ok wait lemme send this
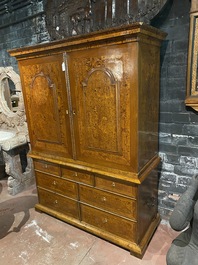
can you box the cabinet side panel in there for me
[138,43,160,170]
[137,167,159,244]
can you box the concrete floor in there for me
[0,177,178,265]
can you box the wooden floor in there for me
[0,177,178,265]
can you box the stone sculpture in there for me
[0,67,34,195]
[166,174,198,265]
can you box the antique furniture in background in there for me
[45,0,170,39]
[185,0,198,111]
[0,67,34,195]
[9,23,166,258]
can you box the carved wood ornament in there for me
[45,0,170,40]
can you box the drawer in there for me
[79,185,136,220]
[62,167,94,186]
[81,204,136,242]
[34,160,60,176]
[36,171,78,199]
[38,188,79,219]
[95,176,137,198]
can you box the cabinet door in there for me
[67,44,138,171]
[19,54,72,159]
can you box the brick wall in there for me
[0,0,197,221]
[153,0,198,220]
[0,1,49,72]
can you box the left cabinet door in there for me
[19,54,73,159]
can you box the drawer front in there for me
[62,167,94,186]
[81,204,136,242]
[80,185,136,220]
[95,176,137,198]
[36,171,78,199]
[34,160,60,176]
[38,188,79,219]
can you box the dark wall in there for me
[0,1,49,72]
[0,0,196,221]
[155,0,198,220]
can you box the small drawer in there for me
[34,160,60,176]
[81,204,136,242]
[62,167,94,186]
[79,185,136,220]
[38,188,79,219]
[77,172,94,186]
[95,176,137,198]
[36,171,78,199]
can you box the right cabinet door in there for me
[67,43,138,171]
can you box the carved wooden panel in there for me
[45,0,170,40]
[19,54,72,158]
[82,68,120,153]
[67,44,135,171]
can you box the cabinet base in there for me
[35,203,160,258]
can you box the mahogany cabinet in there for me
[9,23,166,258]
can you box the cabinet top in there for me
[9,22,167,59]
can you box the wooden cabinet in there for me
[9,23,166,258]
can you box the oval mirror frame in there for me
[0,67,24,118]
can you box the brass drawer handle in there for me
[54,200,58,204]
[112,182,116,187]
[101,196,107,202]
[102,218,108,224]
[53,181,57,185]
[45,164,48,169]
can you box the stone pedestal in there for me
[0,67,35,195]
[2,143,34,195]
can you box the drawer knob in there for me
[112,182,116,187]
[101,196,107,202]
[54,200,58,204]
[45,164,48,169]
[102,218,108,224]
[53,181,56,185]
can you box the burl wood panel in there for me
[36,171,78,199]
[79,185,137,220]
[81,204,136,242]
[18,54,73,159]
[67,43,137,172]
[38,188,79,219]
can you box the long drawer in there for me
[79,185,137,220]
[38,188,79,219]
[36,171,78,199]
[81,204,136,242]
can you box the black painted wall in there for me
[0,1,49,72]
[0,0,197,221]
[155,0,198,220]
